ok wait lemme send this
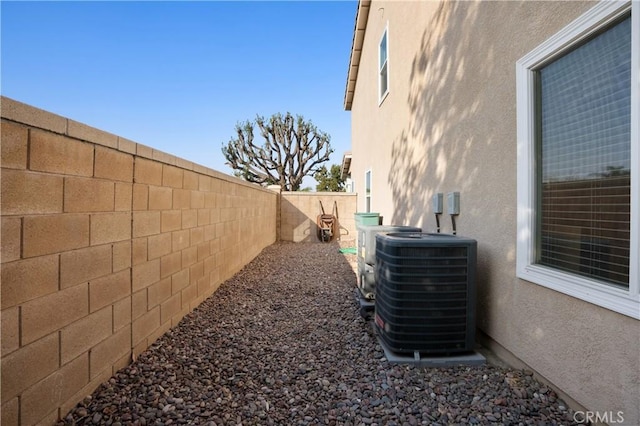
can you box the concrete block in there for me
[20,353,89,426]
[113,240,132,272]
[148,185,172,210]
[89,325,130,380]
[160,251,181,278]
[160,293,180,325]
[1,307,20,355]
[181,246,197,268]
[90,212,131,245]
[215,222,225,239]
[197,209,210,226]
[1,119,28,169]
[209,206,220,225]
[181,209,197,228]
[64,177,115,213]
[197,242,210,262]
[181,283,197,309]
[183,171,199,190]
[173,188,190,210]
[132,306,160,346]
[113,296,131,332]
[136,143,153,159]
[94,146,133,182]
[172,229,190,252]
[22,283,88,345]
[1,217,21,263]
[132,237,148,266]
[204,224,216,241]
[1,254,59,309]
[67,119,118,148]
[132,210,160,238]
[132,288,147,320]
[175,157,193,171]
[89,269,130,313]
[115,182,133,211]
[190,227,204,246]
[204,193,216,209]
[161,210,182,232]
[1,96,66,134]
[132,258,160,291]
[209,237,221,255]
[1,397,19,426]
[1,169,63,215]
[220,208,236,223]
[134,157,162,186]
[197,276,211,297]
[190,191,205,209]
[148,277,172,309]
[1,332,59,402]
[132,183,149,211]
[189,261,204,284]
[147,232,172,260]
[151,148,176,165]
[60,244,112,289]
[198,175,212,192]
[30,129,93,177]
[118,136,137,154]
[61,306,112,364]
[203,255,216,275]
[171,269,189,294]
[162,165,183,189]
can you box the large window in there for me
[379,27,389,103]
[516,1,639,318]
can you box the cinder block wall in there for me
[280,192,357,242]
[0,97,277,425]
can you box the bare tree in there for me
[222,113,333,191]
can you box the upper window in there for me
[516,1,639,319]
[379,27,389,103]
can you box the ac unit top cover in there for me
[376,232,477,246]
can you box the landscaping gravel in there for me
[60,241,578,426]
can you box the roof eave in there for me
[340,151,353,179]
[344,0,371,111]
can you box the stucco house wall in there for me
[346,1,639,423]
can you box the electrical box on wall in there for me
[447,192,460,215]
[432,193,443,214]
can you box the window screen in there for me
[365,170,371,213]
[537,15,631,288]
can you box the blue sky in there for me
[1,1,356,187]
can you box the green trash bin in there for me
[354,212,380,229]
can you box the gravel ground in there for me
[60,242,578,426]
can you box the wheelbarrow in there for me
[316,200,339,243]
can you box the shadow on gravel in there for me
[59,242,579,426]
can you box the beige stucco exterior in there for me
[346,1,639,423]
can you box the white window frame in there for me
[516,0,639,319]
[365,169,372,212]
[378,25,389,105]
